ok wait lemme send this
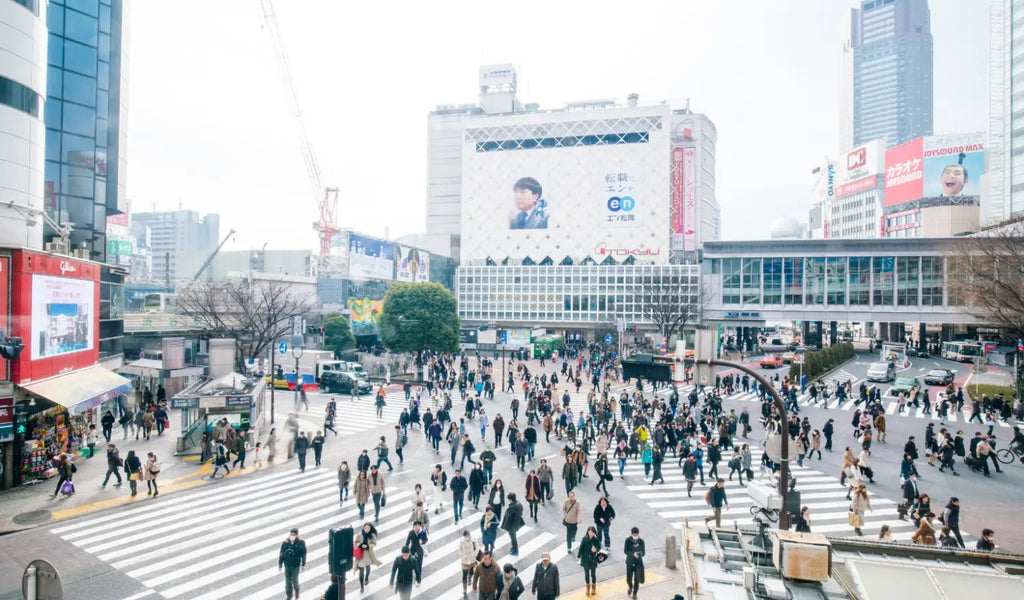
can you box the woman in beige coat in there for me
[849,484,871,536]
[354,471,371,520]
[459,530,480,595]
[562,490,583,552]
[352,522,381,593]
[368,466,386,523]
[144,452,161,497]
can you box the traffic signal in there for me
[328,527,353,575]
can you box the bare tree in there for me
[178,278,316,370]
[948,219,1024,343]
[636,273,707,344]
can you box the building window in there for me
[0,76,42,117]
[872,257,894,306]
[827,257,846,305]
[897,256,919,306]
[784,258,803,305]
[763,258,782,305]
[921,257,943,306]
[722,258,741,304]
[742,258,761,304]
[804,258,825,305]
[848,257,870,305]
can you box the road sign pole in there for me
[269,349,275,425]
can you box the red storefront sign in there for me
[9,250,101,385]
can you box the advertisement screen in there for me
[30,274,95,360]
[921,134,985,199]
[502,329,531,347]
[682,147,697,251]
[884,138,924,206]
[460,108,671,264]
[884,134,986,208]
[348,298,384,336]
[348,234,394,281]
[395,245,430,282]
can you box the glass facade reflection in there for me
[44,0,126,261]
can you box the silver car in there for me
[866,362,895,383]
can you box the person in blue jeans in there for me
[375,437,394,471]
[450,468,468,523]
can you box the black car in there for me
[923,369,955,386]
[320,371,372,395]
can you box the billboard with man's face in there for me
[460,106,671,264]
[884,134,985,208]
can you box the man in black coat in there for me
[278,528,307,600]
[501,493,525,555]
[390,547,419,598]
[531,552,560,600]
[623,527,646,599]
[900,473,920,520]
[450,469,469,523]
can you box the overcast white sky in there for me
[126,0,988,252]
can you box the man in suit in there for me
[509,177,549,229]
[900,473,919,520]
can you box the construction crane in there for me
[259,0,339,265]
[193,229,237,282]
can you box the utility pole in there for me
[694,328,793,530]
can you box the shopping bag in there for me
[353,547,364,560]
[848,512,861,527]
[129,473,140,481]
[60,480,75,495]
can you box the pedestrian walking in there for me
[338,461,351,504]
[848,484,871,536]
[278,528,306,600]
[369,466,387,522]
[52,453,75,498]
[354,522,381,594]
[395,426,407,465]
[295,432,310,472]
[578,526,603,596]
[232,434,248,469]
[451,468,469,523]
[501,493,525,556]
[403,521,428,584]
[525,469,542,521]
[124,450,142,497]
[497,563,525,600]
[593,496,615,550]
[376,436,394,471]
[562,490,582,552]
[101,443,123,487]
[703,479,729,528]
[85,425,99,458]
[531,552,560,600]
[459,531,480,596]
[144,452,161,497]
[911,512,937,546]
[473,551,501,600]
[488,479,506,520]
[480,506,499,553]
[390,547,419,599]
[942,497,965,548]
[623,527,646,599]
[100,410,115,443]
[794,506,811,532]
[211,441,230,479]
[311,431,325,467]
[266,428,277,462]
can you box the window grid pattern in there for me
[457,264,700,324]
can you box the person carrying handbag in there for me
[144,452,161,497]
[459,531,479,596]
[124,450,142,497]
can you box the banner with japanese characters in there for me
[884,134,985,208]
[601,170,641,228]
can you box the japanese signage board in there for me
[347,234,395,281]
[0,256,8,382]
[671,148,685,234]
[479,64,516,88]
[682,147,697,251]
[884,134,986,208]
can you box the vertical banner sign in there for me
[0,256,8,381]
[884,138,924,207]
[682,147,697,251]
[671,148,685,234]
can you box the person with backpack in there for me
[376,437,394,471]
[394,426,407,466]
[278,527,307,600]
[704,479,728,528]
[501,493,525,556]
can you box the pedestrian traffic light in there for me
[328,527,354,575]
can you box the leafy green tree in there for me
[322,312,355,357]
[379,282,460,354]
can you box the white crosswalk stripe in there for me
[615,453,953,542]
[51,463,571,600]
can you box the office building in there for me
[841,0,933,149]
[132,210,220,284]
[985,0,1024,224]
[0,0,46,249]
[428,65,720,266]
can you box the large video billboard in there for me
[884,134,985,207]
[9,251,101,385]
[460,106,671,264]
[395,245,430,282]
[348,234,394,281]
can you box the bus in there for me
[143,292,178,313]
[941,341,984,362]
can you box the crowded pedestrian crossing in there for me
[617,450,948,542]
[49,463,571,600]
[290,388,470,438]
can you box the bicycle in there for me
[995,443,1024,465]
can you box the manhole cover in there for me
[13,510,52,525]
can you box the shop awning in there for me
[119,359,205,379]
[22,365,132,415]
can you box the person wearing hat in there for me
[531,552,560,600]
[390,546,419,599]
[278,528,306,600]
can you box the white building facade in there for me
[986,0,1024,224]
[0,0,46,249]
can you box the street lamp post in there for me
[292,344,304,409]
[696,357,793,530]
